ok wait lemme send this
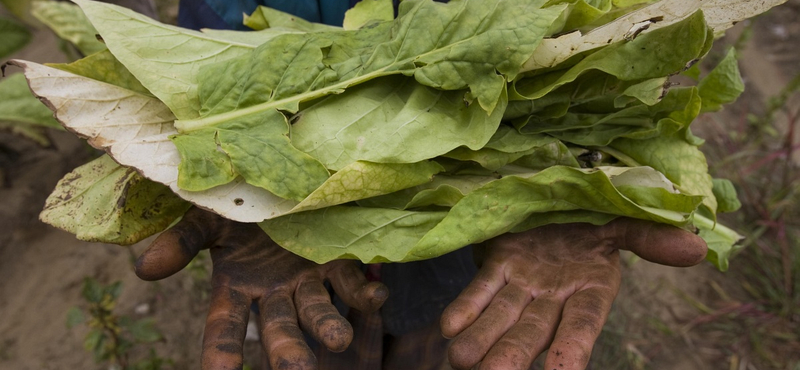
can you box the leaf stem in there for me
[173,70,387,133]
[693,214,743,243]
[593,146,642,167]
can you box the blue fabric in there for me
[178,0,358,29]
[178,0,447,30]
[380,246,476,336]
[177,0,231,30]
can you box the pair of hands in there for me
[136,208,706,370]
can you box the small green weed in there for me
[66,277,174,370]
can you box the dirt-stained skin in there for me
[135,209,705,370]
[441,218,707,370]
[135,208,389,370]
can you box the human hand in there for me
[441,218,707,370]
[135,208,389,370]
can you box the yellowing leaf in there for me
[289,161,443,213]
[343,0,393,30]
[41,155,190,245]
[31,0,106,55]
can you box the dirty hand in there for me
[441,218,707,370]
[135,207,388,370]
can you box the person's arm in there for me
[135,207,388,369]
[441,218,707,370]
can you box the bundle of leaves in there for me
[7,0,785,270]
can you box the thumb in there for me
[134,207,223,281]
[608,218,708,267]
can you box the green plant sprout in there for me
[66,277,174,370]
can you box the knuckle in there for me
[565,315,602,336]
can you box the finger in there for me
[441,261,506,339]
[544,286,617,370]
[327,262,388,313]
[479,295,563,370]
[448,284,531,370]
[609,218,707,267]
[295,280,353,353]
[135,207,222,281]
[258,291,317,370]
[201,285,250,370]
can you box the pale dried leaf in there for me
[13,60,297,222]
[522,0,787,71]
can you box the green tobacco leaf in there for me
[445,139,578,171]
[615,77,668,107]
[518,87,701,146]
[177,0,565,129]
[0,16,31,59]
[174,0,565,197]
[244,6,340,32]
[73,0,288,119]
[483,125,558,152]
[513,11,710,101]
[342,0,393,30]
[408,166,698,260]
[610,133,716,214]
[512,141,579,169]
[504,73,662,121]
[599,165,676,190]
[357,174,496,209]
[510,210,618,232]
[261,206,448,264]
[695,214,742,271]
[290,160,444,213]
[80,0,564,197]
[712,178,741,213]
[292,76,506,171]
[171,131,237,192]
[682,63,701,81]
[546,0,612,32]
[264,166,700,263]
[444,147,535,170]
[175,110,330,200]
[0,73,60,129]
[40,155,191,245]
[31,0,106,55]
[47,49,150,95]
[698,48,744,112]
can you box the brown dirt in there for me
[0,19,208,370]
[1,1,799,370]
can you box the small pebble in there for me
[134,303,150,315]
